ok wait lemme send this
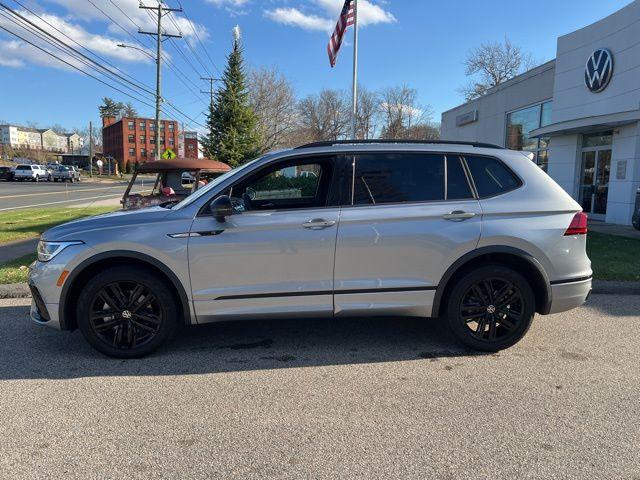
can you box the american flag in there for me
[327,0,355,68]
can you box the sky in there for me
[0,0,634,133]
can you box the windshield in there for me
[172,155,267,210]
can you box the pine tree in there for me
[202,27,259,167]
[98,97,120,118]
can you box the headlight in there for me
[37,241,84,262]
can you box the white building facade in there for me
[442,1,640,225]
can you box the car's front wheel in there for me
[76,266,178,358]
[445,265,535,352]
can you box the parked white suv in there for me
[29,140,592,358]
[13,164,48,182]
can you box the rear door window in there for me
[351,153,445,205]
[464,155,521,197]
[446,155,474,200]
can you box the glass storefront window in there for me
[506,105,540,151]
[541,101,553,127]
[506,100,553,171]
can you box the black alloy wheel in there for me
[459,278,523,342]
[89,281,162,350]
[446,266,535,351]
[77,266,177,358]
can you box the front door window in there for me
[580,148,611,218]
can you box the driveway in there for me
[0,294,638,479]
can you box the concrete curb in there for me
[1,280,639,300]
[0,283,31,299]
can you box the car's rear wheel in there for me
[76,266,178,358]
[445,265,535,352]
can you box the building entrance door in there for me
[580,148,611,220]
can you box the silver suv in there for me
[29,141,592,358]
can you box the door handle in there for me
[302,218,336,230]
[443,210,476,221]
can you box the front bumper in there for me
[28,244,90,330]
[548,277,592,314]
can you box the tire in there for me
[76,266,178,358]
[34,176,39,182]
[445,265,535,352]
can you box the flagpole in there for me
[350,0,359,140]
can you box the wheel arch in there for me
[59,251,192,331]
[432,246,551,318]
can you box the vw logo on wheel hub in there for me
[122,310,132,319]
[585,48,614,93]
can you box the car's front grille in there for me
[29,285,51,322]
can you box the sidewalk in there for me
[588,221,640,240]
[0,237,38,264]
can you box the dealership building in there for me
[441,1,640,225]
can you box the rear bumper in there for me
[547,277,592,314]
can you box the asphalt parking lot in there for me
[0,294,638,479]
[0,177,150,211]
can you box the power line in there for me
[165,10,212,77]
[10,0,156,92]
[173,0,220,75]
[0,3,157,100]
[0,23,158,110]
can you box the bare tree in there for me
[355,86,379,140]
[249,67,297,152]
[379,85,433,139]
[404,123,440,140]
[296,89,350,142]
[460,37,534,101]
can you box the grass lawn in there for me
[0,207,117,244]
[0,253,36,284]
[587,231,640,281]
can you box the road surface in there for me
[0,178,152,211]
[0,294,638,479]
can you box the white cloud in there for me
[264,0,396,31]
[0,9,151,71]
[44,0,208,43]
[315,0,396,26]
[264,8,332,31]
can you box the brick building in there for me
[184,131,199,159]
[102,116,179,169]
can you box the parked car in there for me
[29,140,592,358]
[51,165,80,182]
[13,164,47,181]
[0,166,15,181]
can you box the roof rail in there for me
[294,139,505,150]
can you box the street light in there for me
[117,43,155,61]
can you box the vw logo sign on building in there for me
[585,48,614,93]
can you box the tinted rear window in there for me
[16,165,31,171]
[464,155,521,197]
[446,155,474,200]
[352,153,445,205]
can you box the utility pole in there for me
[200,76,221,106]
[88,120,93,178]
[139,2,182,161]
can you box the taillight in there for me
[565,212,588,236]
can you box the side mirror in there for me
[209,195,233,222]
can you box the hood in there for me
[42,207,173,241]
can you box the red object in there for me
[136,158,230,173]
[102,116,179,171]
[161,186,175,196]
[327,0,355,67]
[565,212,588,235]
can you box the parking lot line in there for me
[0,185,125,200]
[0,193,124,211]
